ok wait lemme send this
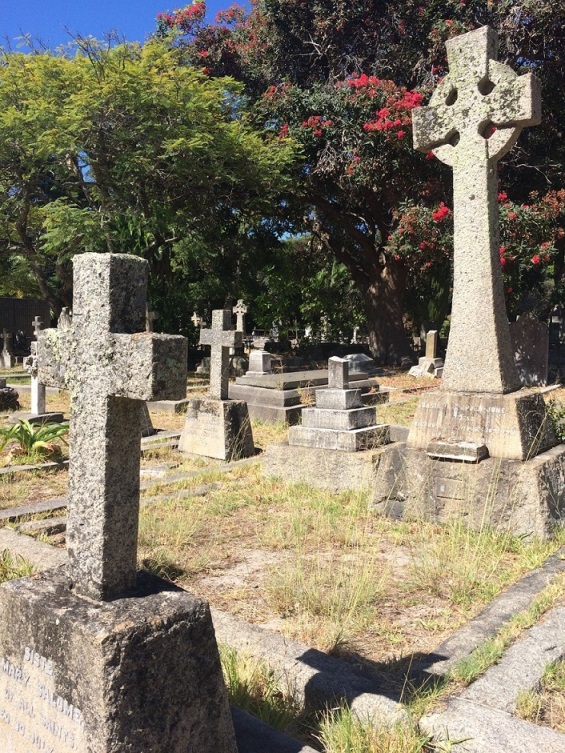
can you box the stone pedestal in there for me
[179,397,255,460]
[372,443,565,538]
[407,390,556,461]
[0,568,237,753]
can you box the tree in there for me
[160,0,565,362]
[0,36,296,326]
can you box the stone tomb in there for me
[179,309,255,461]
[0,253,237,753]
[408,330,444,379]
[372,27,565,537]
[263,358,389,491]
[230,367,386,425]
[509,313,549,387]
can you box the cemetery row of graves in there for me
[0,22,564,753]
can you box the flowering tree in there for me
[157,0,565,361]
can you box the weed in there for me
[0,549,34,583]
[0,419,68,460]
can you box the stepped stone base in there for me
[408,389,556,460]
[0,568,237,753]
[372,442,565,538]
[263,443,383,491]
[179,397,255,461]
[289,424,389,452]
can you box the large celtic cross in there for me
[412,26,541,393]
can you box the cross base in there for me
[179,397,255,461]
[407,390,556,461]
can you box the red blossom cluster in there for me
[362,89,423,142]
[157,2,206,30]
[214,4,246,26]
[301,115,334,137]
[432,202,450,222]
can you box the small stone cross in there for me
[1,329,12,354]
[200,309,242,400]
[33,316,42,340]
[146,307,159,333]
[412,26,541,394]
[191,311,203,329]
[233,299,248,333]
[328,356,349,390]
[38,253,187,601]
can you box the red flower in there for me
[531,254,541,265]
[498,192,508,202]
[397,130,405,140]
[432,203,450,222]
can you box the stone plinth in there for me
[372,443,565,538]
[179,397,255,461]
[0,568,237,753]
[263,444,382,492]
[290,424,389,452]
[408,390,556,461]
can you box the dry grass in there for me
[516,656,565,733]
[0,468,68,510]
[379,398,419,426]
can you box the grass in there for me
[0,549,34,583]
[516,659,565,732]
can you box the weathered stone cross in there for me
[191,311,203,328]
[233,299,248,332]
[1,329,12,354]
[200,309,242,400]
[32,315,42,340]
[412,26,541,394]
[38,253,187,601]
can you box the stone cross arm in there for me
[38,330,188,402]
[200,327,242,350]
[412,26,541,167]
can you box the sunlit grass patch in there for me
[0,549,34,583]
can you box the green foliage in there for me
[546,400,565,444]
[0,550,34,584]
[0,37,297,322]
[0,419,69,458]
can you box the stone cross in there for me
[191,311,203,328]
[23,340,46,415]
[412,26,541,394]
[328,356,349,390]
[425,330,438,360]
[146,306,159,332]
[33,315,42,340]
[2,329,12,354]
[199,309,242,400]
[38,253,187,601]
[233,299,248,332]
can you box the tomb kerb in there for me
[407,26,554,462]
[38,253,188,601]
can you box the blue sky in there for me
[1,1,240,50]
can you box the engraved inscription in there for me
[0,648,86,752]
[435,477,465,500]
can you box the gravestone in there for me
[408,329,444,378]
[57,307,72,330]
[289,357,389,451]
[509,313,549,386]
[233,299,248,333]
[373,27,565,537]
[1,329,14,369]
[0,253,237,752]
[344,352,380,377]
[179,309,254,460]
[246,349,272,376]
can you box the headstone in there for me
[408,329,444,378]
[246,350,272,376]
[57,307,72,330]
[191,311,203,329]
[0,329,14,369]
[289,357,389,451]
[344,352,379,377]
[509,313,549,386]
[179,309,254,460]
[0,253,237,753]
[351,326,360,344]
[233,299,248,333]
[373,27,565,536]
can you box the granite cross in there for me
[412,26,541,394]
[233,299,248,332]
[199,309,242,400]
[191,311,203,328]
[328,356,349,390]
[23,340,46,415]
[38,253,187,601]
[33,316,42,340]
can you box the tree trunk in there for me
[360,263,415,365]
